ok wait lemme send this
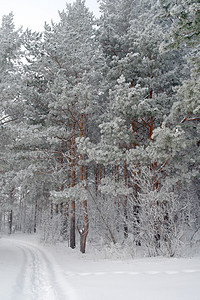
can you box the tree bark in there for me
[9,210,13,234]
[123,161,128,238]
[34,199,38,233]
[70,123,76,249]
[70,199,76,248]
[79,114,89,253]
[9,188,14,234]
[79,199,89,253]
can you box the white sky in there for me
[0,0,100,31]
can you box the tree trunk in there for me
[123,161,128,238]
[70,123,76,249]
[114,165,120,233]
[9,188,14,234]
[70,200,76,248]
[79,199,89,253]
[34,199,38,233]
[94,164,98,196]
[9,210,13,234]
[70,156,76,249]
[79,114,89,253]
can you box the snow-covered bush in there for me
[129,168,192,257]
[39,210,64,244]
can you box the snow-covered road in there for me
[0,234,200,300]
[0,237,77,300]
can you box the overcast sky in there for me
[0,0,100,31]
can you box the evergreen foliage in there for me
[0,0,199,256]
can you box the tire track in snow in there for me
[13,246,29,297]
[64,269,200,278]
[10,239,79,300]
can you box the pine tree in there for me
[81,0,188,244]
[0,13,24,233]
[158,0,200,233]
[20,0,105,252]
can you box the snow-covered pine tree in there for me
[20,0,105,252]
[157,0,200,235]
[80,0,188,247]
[0,13,25,234]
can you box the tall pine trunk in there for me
[79,114,89,253]
[9,188,14,234]
[9,210,13,234]
[70,123,76,249]
[34,199,38,233]
[123,161,128,238]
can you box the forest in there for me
[0,0,199,257]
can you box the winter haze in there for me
[0,0,100,30]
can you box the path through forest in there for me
[0,234,200,300]
[0,237,78,300]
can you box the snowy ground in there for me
[0,234,200,300]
